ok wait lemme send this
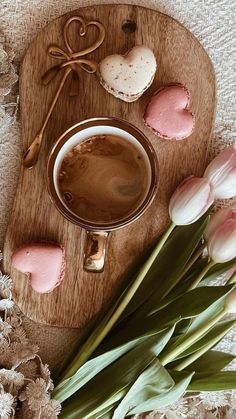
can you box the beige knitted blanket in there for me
[0,0,235,417]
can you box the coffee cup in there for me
[47,117,158,272]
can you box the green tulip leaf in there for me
[60,328,175,418]
[202,257,236,285]
[98,285,234,354]
[54,334,156,402]
[149,285,232,319]
[112,359,174,419]
[158,258,236,312]
[89,404,116,419]
[172,319,236,361]
[158,285,235,366]
[183,350,235,373]
[143,257,236,316]
[183,285,235,337]
[156,257,236,311]
[174,319,192,336]
[129,370,194,415]
[153,258,208,313]
[188,371,236,391]
[119,214,209,323]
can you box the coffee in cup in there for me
[58,134,149,224]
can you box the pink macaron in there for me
[12,242,65,293]
[144,83,195,140]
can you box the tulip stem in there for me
[187,259,216,291]
[57,222,176,382]
[174,317,236,371]
[160,307,227,366]
[160,243,207,301]
[181,242,206,279]
[226,271,236,284]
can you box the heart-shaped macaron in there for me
[12,243,65,293]
[98,46,157,102]
[144,84,195,140]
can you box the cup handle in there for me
[83,231,109,272]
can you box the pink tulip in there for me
[204,147,236,199]
[207,210,236,263]
[205,207,236,241]
[169,176,214,225]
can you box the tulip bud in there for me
[225,289,236,313]
[169,176,214,225]
[204,147,236,199]
[205,208,236,242]
[208,217,236,263]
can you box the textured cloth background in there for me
[0,0,236,380]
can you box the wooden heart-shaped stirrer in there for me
[23,16,105,169]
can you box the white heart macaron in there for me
[98,46,157,102]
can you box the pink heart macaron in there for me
[12,242,65,293]
[144,84,195,140]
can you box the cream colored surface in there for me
[0,1,235,415]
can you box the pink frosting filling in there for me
[144,85,195,140]
[12,243,65,293]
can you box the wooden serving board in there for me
[3,4,216,328]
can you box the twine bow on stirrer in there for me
[23,16,105,169]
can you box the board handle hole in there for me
[122,20,137,34]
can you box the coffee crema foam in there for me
[58,135,149,223]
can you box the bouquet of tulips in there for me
[54,147,236,418]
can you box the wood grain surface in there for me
[3,4,216,328]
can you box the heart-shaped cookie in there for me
[12,243,65,293]
[144,84,195,140]
[98,46,157,102]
